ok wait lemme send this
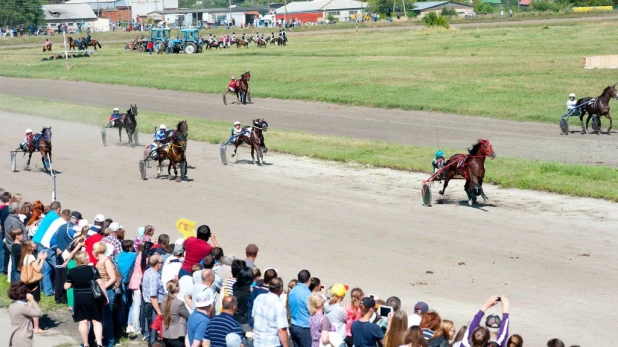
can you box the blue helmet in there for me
[436,150,444,158]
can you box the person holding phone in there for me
[460,295,510,347]
[350,296,384,347]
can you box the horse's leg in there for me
[607,114,612,134]
[118,127,122,143]
[438,170,455,196]
[479,175,487,201]
[168,161,173,180]
[579,111,586,133]
[585,114,592,133]
[251,144,256,165]
[27,150,32,166]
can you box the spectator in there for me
[162,243,184,287]
[128,241,153,336]
[10,227,25,281]
[224,259,246,296]
[384,310,408,347]
[8,281,42,347]
[428,321,450,347]
[18,239,45,334]
[244,243,259,268]
[507,334,523,347]
[252,267,261,286]
[63,227,87,315]
[180,225,219,278]
[248,267,277,325]
[187,289,215,347]
[309,277,326,301]
[18,202,32,224]
[32,201,63,296]
[452,325,467,347]
[117,240,137,334]
[345,287,364,345]
[403,326,428,347]
[309,292,332,347]
[420,311,441,340]
[409,302,429,328]
[207,296,244,347]
[89,214,105,236]
[200,254,223,293]
[461,296,510,347]
[289,269,312,347]
[252,277,289,347]
[9,193,22,205]
[4,203,26,280]
[547,339,565,347]
[211,247,225,274]
[325,283,347,340]
[0,192,11,274]
[350,296,384,347]
[54,212,83,304]
[85,223,105,266]
[142,253,166,344]
[101,223,123,262]
[441,320,455,343]
[94,242,118,347]
[64,251,108,347]
[188,269,216,310]
[178,263,202,313]
[377,296,402,332]
[26,201,44,238]
[150,233,170,258]
[162,279,190,347]
[232,266,253,336]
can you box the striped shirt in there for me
[223,278,236,296]
[206,312,243,347]
[422,328,434,340]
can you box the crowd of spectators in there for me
[0,187,580,347]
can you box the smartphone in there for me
[320,286,325,290]
[369,294,375,299]
[379,305,393,317]
[496,297,501,302]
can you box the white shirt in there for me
[41,218,67,248]
[178,274,195,312]
[252,292,288,347]
[408,313,422,327]
[161,256,183,290]
[567,99,577,111]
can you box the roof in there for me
[481,0,502,4]
[42,4,97,21]
[158,7,269,15]
[413,1,472,11]
[518,0,531,5]
[274,0,367,14]
[65,0,118,4]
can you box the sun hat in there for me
[195,288,214,308]
[330,283,349,297]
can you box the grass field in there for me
[2,94,618,201]
[2,20,618,123]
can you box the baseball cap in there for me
[360,297,376,309]
[70,211,82,220]
[485,314,501,329]
[245,244,259,253]
[414,301,429,313]
[173,244,185,256]
[330,283,349,297]
[175,238,185,246]
[104,243,114,257]
[195,288,214,308]
[225,333,242,347]
[109,222,120,232]
[94,214,105,222]
[73,219,89,231]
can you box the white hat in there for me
[159,124,167,129]
[570,93,576,97]
[26,128,32,133]
[94,214,105,222]
[175,238,185,246]
[234,121,241,126]
[113,107,119,111]
[104,243,114,257]
[225,333,243,347]
[109,222,120,232]
[231,75,235,79]
[73,219,89,231]
[195,288,214,308]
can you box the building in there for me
[42,3,97,33]
[411,1,474,17]
[66,0,178,21]
[481,0,502,5]
[518,0,531,6]
[274,0,368,23]
[148,7,269,27]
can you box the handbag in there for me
[20,260,43,284]
[91,267,104,300]
[150,314,163,339]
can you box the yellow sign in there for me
[573,6,612,12]
[175,218,196,239]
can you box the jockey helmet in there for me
[26,129,32,133]
[231,76,235,80]
[113,107,119,112]
[234,121,241,126]
[436,150,444,158]
[569,93,576,98]
[159,124,167,130]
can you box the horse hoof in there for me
[176,177,181,182]
[438,190,444,195]
[169,176,174,180]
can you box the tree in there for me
[0,0,45,27]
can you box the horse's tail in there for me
[97,41,102,48]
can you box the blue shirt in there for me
[116,251,137,283]
[207,312,243,347]
[288,282,311,327]
[187,310,211,345]
[351,321,384,347]
[32,210,59,245]
[53,222,74,251]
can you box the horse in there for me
[43,41,52,52]
[575,84,618,135]
[25,127,53,173]
[236,40,249,49]
[256,38,267,48]
[231,118,268,165]
[107,105,138,146]
[205,40,222,50]
[438,139,496,206]
[277,36,287,46]
[156,121,188,181]
[223,71,251,105]
[82,37,102,50]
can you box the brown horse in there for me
[231,118,268,165]
[236,40,249,49]
[82,37,102,50]
[576,84,618,135]
[222,71,251,105]
[43,41,52,52]
[156,121,188,182]
[438,139,496,206]
[25,127,53,174]
[256,38,267,48]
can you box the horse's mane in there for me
[468,140,484,155]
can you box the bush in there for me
[327,14,336,22]
[474,2,498,13]
[423,12,450,28]
[441,7,458,16]
[532,0,569,12]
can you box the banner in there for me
[175,218,196,239]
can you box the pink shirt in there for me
[345,304,361,337]
[128,251,144,290]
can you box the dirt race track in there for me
[0,111,616,345]
[2,77,618,167]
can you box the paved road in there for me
[2,77,618,166]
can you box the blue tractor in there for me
[166,28,204,54]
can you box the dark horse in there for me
[157,121,188,181]
[223,71,251,105]
[107,105,138,146]
[575,84,618,135]
[25,127,53,173]
[231,118,268,165]
[438,139,496,206]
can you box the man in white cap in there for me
[567,93,577,113]
[89,214,105,236]
[20,129,34,151]
[109,107,121,127]
[148,124,169,159]
[187,288,215,347]
[102,222,122,262]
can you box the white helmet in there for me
[569,93,576,98]
[113,107,119,111]
[234,121,241,126]
[231,76,236,80]
[159,124,167,130]
[26,128,32,133]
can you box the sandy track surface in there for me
[2,77,618,166]
[0,111,615,345]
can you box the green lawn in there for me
[2,94,618,201]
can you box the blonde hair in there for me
[9,193,22,204]
[93,242,107,256]
[308,292,325,315]
[164,279,180,328]
[74,251,89,265]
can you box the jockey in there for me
[432,150,446,173]
[567,93,577,112]
[260,33,265,41]
[208,33,215,43]
[241,33,247,43]
[231,32,236,42]
[228,76,236,93]
[231,121,247,144]
[44,39,51,48]
[86,32,91,45]
[109,107,121,126]
[282,28,286,39]
[21,129,33,151]
[278,30,282,38]
[271,32,275,40]
[149,124,168,158]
